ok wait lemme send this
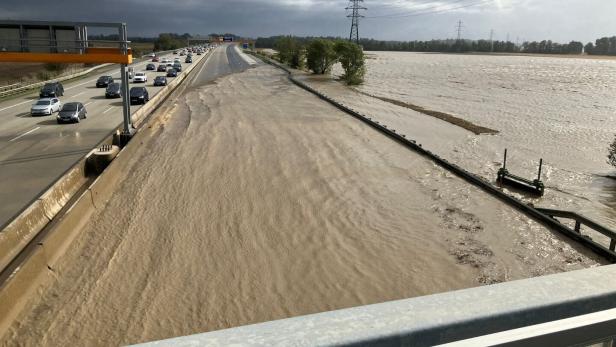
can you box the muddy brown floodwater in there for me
[1,63,603,346]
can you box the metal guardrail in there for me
[0,83,22,93]
[0,49,173,99]
[0,64,111,98]
[252,52,616,263]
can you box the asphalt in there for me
[0,46,239,228]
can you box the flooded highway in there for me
[1,49,603,346]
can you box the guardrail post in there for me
[575,221,581,233]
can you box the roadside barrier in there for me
[252,52,616,263]
[0,49,213,336]
[0,49,175,99]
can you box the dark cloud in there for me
[0,0,614,43]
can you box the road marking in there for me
[84,101,93,106]
[103,107,114,114]
[0,99,33,112]
[72,91,85,98]
[10,127,40,142]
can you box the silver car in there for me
[31,98,61,116]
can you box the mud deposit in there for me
[1,64,602,346]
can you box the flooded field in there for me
[327,51,616,229]
[1,62,601,346]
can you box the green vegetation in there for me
[585,37,616,55]
[274,36,304,68]
[258,35,616,56]
[153,33,191,51]
[334,41,365,85]
[306,39,337,74]
[273,36,366,85]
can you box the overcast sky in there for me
[1,0,614,43]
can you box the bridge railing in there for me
[133,265,616,347]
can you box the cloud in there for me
[0,0,614,43]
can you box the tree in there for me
[609,135,616,169]
[334,40,366,85]
[585,42,595,54]
[275,36,304,68]
[306,39,337,74]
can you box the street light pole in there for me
[118,23,134,146]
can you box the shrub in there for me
[334,41,366,85]
[306,39,337,74]
[275,36,304,68]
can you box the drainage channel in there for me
[253,53,616,263]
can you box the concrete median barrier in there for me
[0,161,88,272]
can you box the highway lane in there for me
[0,47,211,227]
[188,43,253,87]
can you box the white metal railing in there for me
[132,265,616,347]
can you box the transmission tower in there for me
[347,0,366,44]
[456,20,464,41]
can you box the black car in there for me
[56,102,87,123]
[146,63,156,71]
[39,82,64,98]
[173,63,182,72]
[157,64,167,72]
[105,83,122,98]
[153,76,167,86]
[96,76,114,88]
[130,87,149,105]
[185,56,192,63]
[166,69,178,77]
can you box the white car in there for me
[133,72,147,83]
[31,98,61,116]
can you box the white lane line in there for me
[0,99,33,112]
[72,91,85,98]
[103,107,114,114]
[10,127,40,142]
[84,101,93,106]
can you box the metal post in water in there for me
[538,158,543,181]
[503,149,508,169]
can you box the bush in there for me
[306,39,337,74]
[334,41,365,85]
[275,36,304,69]
[608,135,616,168]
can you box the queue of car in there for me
[30,45,209,123]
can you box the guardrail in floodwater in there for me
[250,52,616,263]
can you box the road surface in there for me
[0,48,212,228]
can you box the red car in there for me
[152,57,159,62]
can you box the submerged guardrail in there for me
[250,52,616,263]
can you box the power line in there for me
[365,0,494,19]
[347,0,367,44]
